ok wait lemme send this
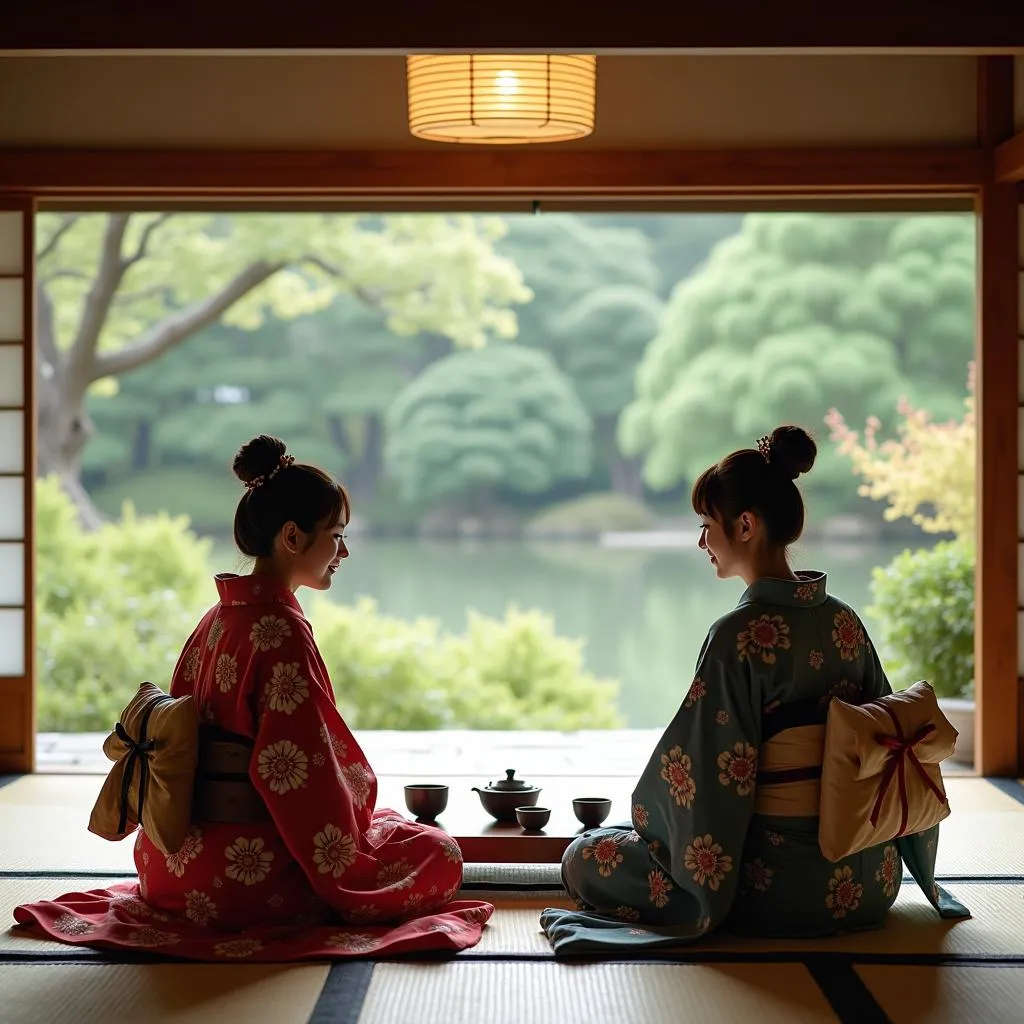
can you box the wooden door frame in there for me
[1,58,1021,776]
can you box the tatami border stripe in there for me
[307,961,375,1024]
[806,957,892,1024]
[3,871,1023,885]
[6,949,1024,967]
[0,775,20,791]
[985,778,1024,805]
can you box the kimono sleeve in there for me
[631,630,761,933]
[860,622,894,701]
[247,614,378,905]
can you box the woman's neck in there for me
[739,550,798,588]
[251,557,297,592]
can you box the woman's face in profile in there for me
[289,515,350,592]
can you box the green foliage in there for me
[865,540,974,698]
[620,213,976,508]
[310,597,622,730]
[35,476,213,732]
[497,216,663,424]
[41,211,531,518]
[827,367,975,541]
[526,492,656,538]
[578,214,745,299]
[89,467,243,535]
[39,212,532,359]
[385,344,593,506]
[37,479,621,732]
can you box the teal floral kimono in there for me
[541,571,969,956]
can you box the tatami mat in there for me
[1,875,1020,963]
[358,962,837,1024]
[856,964,1024,1023]
[2,803,1021,878]
[0,962,332,1024]
[2,775,1022,878]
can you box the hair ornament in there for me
[245,454,295,490]
[756,435,772,463]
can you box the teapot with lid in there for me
[472,769,542,823]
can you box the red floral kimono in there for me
[13,573,494,961]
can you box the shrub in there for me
[525,492,655,538]
[865,539,974,698]
[36,476,213,732]
[826,365,975,542]
[37,478,623,731]
[308,597,623,731]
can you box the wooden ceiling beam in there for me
[2,5,1024,52]
[0,146,988,199]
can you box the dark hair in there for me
[231,435,350,558]
[691,425,817,547]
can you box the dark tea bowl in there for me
[404,784,449,822]
[573,797,612,829]
[516,806,552,831]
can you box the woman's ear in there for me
[736,511,756,543]
[278,521,301,555]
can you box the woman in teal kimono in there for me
[541,425,969,955]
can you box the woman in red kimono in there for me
[13,435,493,960]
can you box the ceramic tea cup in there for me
[515,806,551,831]
[572,797,612,829]
[404,784,449,822]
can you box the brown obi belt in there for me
[753,698,827,818]
[192,727,271,825]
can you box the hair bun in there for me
[233,435,288,486]
[769,425,816,480]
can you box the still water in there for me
[262,537,916,728]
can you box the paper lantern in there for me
[407,54,596,144]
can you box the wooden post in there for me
[975,57,1020,776]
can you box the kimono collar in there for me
[737,570,828,608]
[215,572,303,612]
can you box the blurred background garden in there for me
[34,210,976,733]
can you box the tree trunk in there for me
[350,415,384,504]
[37,367,104,530]
[36,286,105,529]
[600,416,644,499]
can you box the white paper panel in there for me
[1019,609,1024,679]
[0,346,23,407]
[1017,56,1024,131]
[0,476,23,540]
[0,412,23,473]
[0,212,23,276]
[1019,270,1024,335]
[0,279,23,342]
[0,608,24,675]
[1020,473,1024,539]
[0,543,23,606]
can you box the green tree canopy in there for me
[578,213,745,299]
[37,211,531,523]
[384,344,592,507]
[618,213,975,508]
[84,295,431,526]
[496,215,664,493]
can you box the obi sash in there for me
[191,727,271,824]
[753,697,827,818]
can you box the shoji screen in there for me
[0,202,34,773]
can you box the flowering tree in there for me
[824,363,975,543]
[826,366,976,697]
